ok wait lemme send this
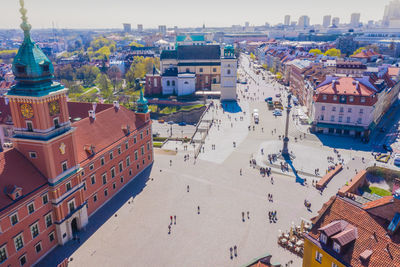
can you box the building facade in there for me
[0,6,153,266]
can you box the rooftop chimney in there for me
[88,110,95,120]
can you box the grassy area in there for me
[158,104,205,114]
[180,104,204,111]
[362,186,392,197]
[159,106,178,114]
[153,137,168,142]
[153,142,163,148]
[148,105,158,113]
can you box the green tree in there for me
[269,67,276,74]
[54,64,75,81]
[276,72,283,80]
[129,41,144,47]
[250,53,256,60]
[96,74,113,100]
[107,65,122,91]
[324,48,341,57]
[76,65,100,87]
[309,49,322,55]
[262,64,268,70]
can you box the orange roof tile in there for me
[363,196,394,210]
[317,77,375,97]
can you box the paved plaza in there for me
[39,55,395,267]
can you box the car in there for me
[167,121,174,125]
[273,110,282,116]
[383,144,393,152]
[178,122,187,126]
[394,154,400,166]
[265,97,273,102]
[275,93,281,97]
[158,119,165,123]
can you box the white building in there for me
[220,46,237,101]
[350,13,361,28]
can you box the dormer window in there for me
[333,242,341,253]
[16,65,26,75]
[320,233,327,244]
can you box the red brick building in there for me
[0,6,153,266]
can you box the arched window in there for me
[167,81,170,86]
[227,69,231,75]
[172,81,175,86]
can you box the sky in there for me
[0,0,389,29]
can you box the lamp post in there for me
[281,94,292,158]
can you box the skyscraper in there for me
[323,15,331,27]
[298,16,310,28]
[137,24,143,32]
[284,15,291,26]
[350,13,361,28]
[383,0,400,27]
[123,23,131,33]
[332,17,340,27]
[158,25,167,34]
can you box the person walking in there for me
[187,185,190,192]
[198,206,200,214]
[174,215,176,225]
[234,245,237,257]
[170,216,173,224]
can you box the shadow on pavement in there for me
[284,157,305,185]
[314,134,374,152]
[221,100,243,114]
[36,164,153,267]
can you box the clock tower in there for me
[7,0,88,245]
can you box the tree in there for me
[309,49,322,55]
[250,53,256,60]
[54,64,75,81]
[129,41,144,47]
[262,64,268,70]
[107,66,122,91]
[276,72,283,80]
[76,65,100,87]
[324,48,341,57]
[96,74,112,100]
[269,67,276,74]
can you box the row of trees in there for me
[308,48,341,57]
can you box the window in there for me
[27,203,35,214]
[10,213,18,225]
[113,183,116,189]
[62,161,68,172]
[339,107,344,113]
[109,152,114,160]
[133,136,137,144]
[143,159,145,165]
[333,95,337,101]
[332,107,336,112]
[349,96,354,102]
[167,80,170,86]
[83,181,87,191]
[111,167,116,178]
[134,151,138,160]
[338,116,342,122]
[104,189,108,197]
[137,164,140,170]
[172,80,175,86]
[125,141,129,150]
[333,242,341,253]
[91,175,96,185]
[227,69,231,75]
[119,162,123,172]
[118,146,121,155]
[330,115,335,122]
[361,97,366,103]
[357,117,362,124]
[45,213,52,228]
[186,68,190,73]
[359,108,364,114]
[81,170,85,176]
[140,132,143,139]
[26,121,33,132]
[19,254,26,266]
[348,108,352,113]
[320,233,327,244]
[322,95,327,100]
[101,157,105,166]
[199,68,203,72]
[146,129,149,135]
[126,156,131,167]
[14,233,24,251]
[93,194,97,202]
[205,76,208,84]
[315,251,322,263]
[42,194,48,204]
[66,182,72,192]
[89,164,94,170]
[141,146,144,155]
[121,176,124,183]
[340,95,346,103]
[147,142,150,151]
[29,152,37,159]
[321,106,325,111]
[347,117,351,123]
[49,231,55,242]
[68,199,75,213]
[213,78,217,84]
[320,115,324,121]
[35,242,42,253]
[102,173,107,184]
[154,78,157,87]
[148,155,151,161]
[0,245,7,263]
[213,68,217,72]
[53,118,60,128]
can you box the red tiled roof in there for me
[307,196,400,267]
[318,220,348,237]
[331,227,357,246]
[67,102,112,121]
[363,196,394,210]
[351,50,381,59]
[0,149,48,212]
[72,106,147,164]
[317,77,375,97]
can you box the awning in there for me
[316,123,367,132]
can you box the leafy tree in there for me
[250,53,256,60]
[54,64,75,81]
[129,41,144,47]
[76,65,100,87]
[269,67,276,74]
[309,49,322,55]
[262,64,268,70]
[107,66,122,91]
[324,48,341,57]
[276,72,283,80]
[96,73,113,100]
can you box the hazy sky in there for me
[0,0,389,29]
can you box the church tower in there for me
[220,45,237,101]
[136,88,151,122]
[8,0,87,245]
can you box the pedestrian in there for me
[234,245,237,257]
[198,206,200,214]
[170,159,172,166]
[174,215,176,225]
[242,211,245,221]
[168,225,171,234]
[170,216,173,224]
[240,168,242,176]
[230,247,233,259]
[187,185,190,192]
[247,211,250,219]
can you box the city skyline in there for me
[0,0,389,29]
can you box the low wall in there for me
[316,164,343,190]
[338,170,368,197]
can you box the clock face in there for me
[48,101,60,116]
[20,104,34,119]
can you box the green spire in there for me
[136,88,148,113]
[19,0,32,40]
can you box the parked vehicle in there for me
[178,122,187,126]
[158,119,165,123]
[394,154,400,166]
[265,97,273,102]
[273,109,282,116]
[167,121,174,125]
